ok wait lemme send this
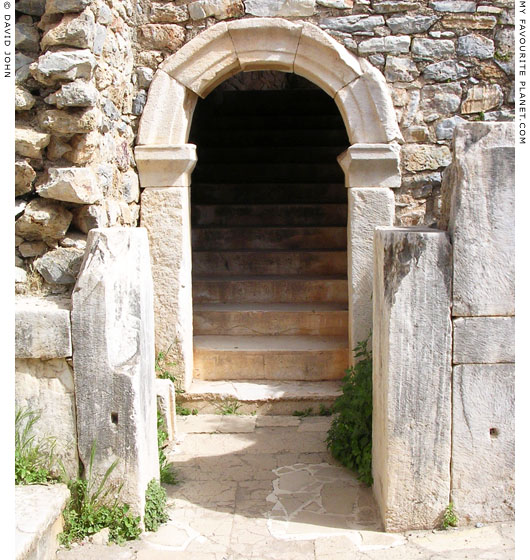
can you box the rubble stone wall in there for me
[15,0,515,295]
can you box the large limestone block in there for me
[444,123,514,316]
[135,145,197,188]
[15,124,50,159]
[294,23,363,98]
[40,8,95,50]
[140,188,194,390]
[71,228,159,518]
[15,198,72,243]
[338,144,401,189]
[453,316,515,364]
[30,48,96,85]
[15,296,72,359]
[452,364,514,523]
[137,71,198,146]
[372,227,452,531]
[347,188,394,363]
[160,22,241,97]
[228,18,302,72]
[335,68,403,144]
[15,358,78,478]
[37,167,101,204]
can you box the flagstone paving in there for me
[56,415,515,559]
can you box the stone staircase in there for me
[186,87,350,413]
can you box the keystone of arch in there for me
[138,18,403,146]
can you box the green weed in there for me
[157,412,178,485]
[318,404,333,417]
[144,479,169,532]
[216,397,242,415]
[442,502,458,529]
[293,408,313,418]
[155,350,177,383]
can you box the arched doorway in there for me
[135,18,402,390]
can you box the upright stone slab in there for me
[372,227,452,531]
[71,227,159,519]
[443,122,514,316]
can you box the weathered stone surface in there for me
[423,59,469,81]
[150,2,189,23]
[16,52,36,84]
[320,15,384,33]
[444,123,514,316]
[430,0,476,12]
[15,295,72,358]
[402,125,429,142]
[373,1,420,13]
[457,34,495,59]
[136,67,154,88]
[15,198,72,242]
[31,49,96,84]
[15,160,36,196]
[72,228,159,519]
[421,83,462,115]
[386,14,438,34]
[122,169,140,203]
[347,188,394,362]
[37,167,101,204]
[189,0,244,20]
[15,267,28,286]
[155,379,177,441]
[245,0,316,17]
[441,14,497,29]
[19,241,47,258]
[372,227,452,531]
[15,124,51,159]
[41,9,95,50]
[138,24,186,51]
[72,203,108,233]
[402,144,451,172]
[15,484,70,560]
[15,0,45,16]
[15,85,36,111]
[45,0,91,14]
[60,231,87,250]
[46,80,99,108]
[452,364,514,523]
[358,36,410,55]
[38,107,99,134]
[384,56,419,82]
[140,188,194,389]
[16,200,27,219]
[15,358,78,478]
[35,246,85,284]
[15,22,41,53]
[461,84,503,114]
[453,316,514,364]
[435,115,467,139]
[411,38,455,59]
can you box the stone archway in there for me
[135,18,402,390]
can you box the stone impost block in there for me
[15,358,78,478]
[160,22,241,97]
[15,296,72,359]
[155,379,178,441]
[294,22,363,98]
[444,123,514,316]
[228,17,302,72]
[135,145,197,188]
[453,316,514,364]
[338,144,401,189]
[452,364,514,523]
[140,188,194,390]
[71,228,159,519]
[372,227,452,531]
[347,188,394,363]
[137,71,198,146]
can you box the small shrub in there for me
[216,397,242,415]
[293,408,313,418]
[144,479,168,532]
[59,441,141,547]
[157,412,178,485]
[15,408,56,485]
[318,404,333,417]
[442,502,458,529]
[326,336,373,486]
[155,350,177,383]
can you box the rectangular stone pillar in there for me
[372,227,452,532]
[72,228,159,519]
[347,188,394,363]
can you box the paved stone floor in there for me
[56,415,515,559]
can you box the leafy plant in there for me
[157,412,178,485]
[59,441,141,547]
[155,350,177,383]
[442,502,458,529]
[318,404,333,417]
[293,407,313,417]
[174,387,198,416]
[216,397,242,415]
[494,50,511,62]
[326,335,373,486]
[144,479,168,532]
[15,408,57,485]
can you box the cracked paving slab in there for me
[56,416,515,560]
